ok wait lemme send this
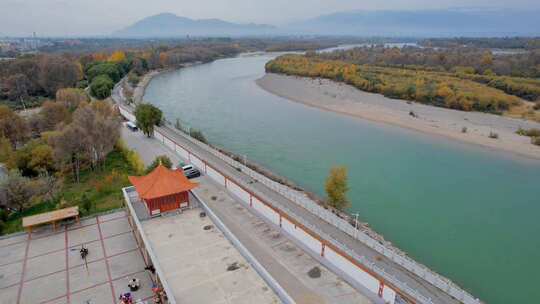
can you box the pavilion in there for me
[129,165,198,216]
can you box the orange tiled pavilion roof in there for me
[128,165,198,200]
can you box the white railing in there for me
[116,99,481,304]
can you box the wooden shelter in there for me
[22,206,80,234]
[129,165,198,216]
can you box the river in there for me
[144,52,540,304]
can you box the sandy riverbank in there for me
[257,73,540,160]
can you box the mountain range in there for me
[114,13,274,37]
[114,9,540,38]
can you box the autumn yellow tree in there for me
[325,166,350,210]
[481,51,493,67]
[109,51,126,63]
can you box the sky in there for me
[1,0,539,37]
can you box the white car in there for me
[182,164,194,171]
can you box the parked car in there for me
[126,121,138,131]
[178,163,200,179]
[184,168,201,179]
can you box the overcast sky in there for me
[1,0,538,37]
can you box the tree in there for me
[127,72,140,86]
[5,74,30,110]
[56,88,89,111]
[85,62,121,82]
[39,101,71,131]
[131,57,147,76]
[325,166,350,210]
[0,137,14,165]
[50,124,87,183]
[109,51,127,63]
[134,103,162,137]
[481,51,494,67]
[0,105,29,147]
[146,155,172,173]
[72,102,120,169]
[38,55,81,96]
[90,75,114,99]
[28,144,55,174]
[0,170,42,212]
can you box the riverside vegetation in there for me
[266,53,540,121]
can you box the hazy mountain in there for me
[114,13,275,37]
[286,9,540,37]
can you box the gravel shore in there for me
[257,73,540,160]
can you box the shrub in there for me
[189,128,207,144]
[90,75,114,99]
[80,194,94,214]
[532,137,540,146]
[0,209,7,222]
[516,128,540,137]
[462,126,468,133]
[116,140,146,175]
[146,155,172,173]
[127,151,145,175]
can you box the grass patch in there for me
[1,149,135,235]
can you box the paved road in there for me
[114,82,462,304]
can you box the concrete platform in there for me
[0,210,154,304]
[195,183,373,304]
[141,208,280,304]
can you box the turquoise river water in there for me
[145,53,540,304]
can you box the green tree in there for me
[85,62,121,82]
[145,155,172,173]
[325,166,350,210]
[134,103,162,137]
[90,75,114,99]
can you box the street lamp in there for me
[351,212,360,238]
